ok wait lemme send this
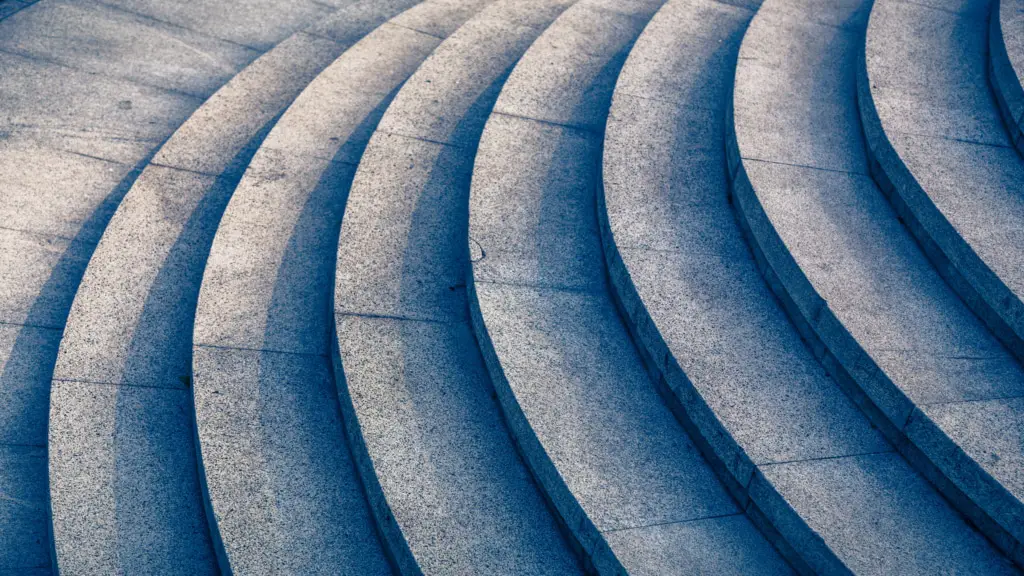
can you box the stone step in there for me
[189,2,502,574]
[466,0,794,574]
[47,1,423,574]
[330,1,593,573]
[859,0,1024,374]
[729,0,1024,569]
[603,0,1019,573]
[0,0,333,571]
[991,0,1024,153]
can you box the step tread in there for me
[467,1,792,573]
[861,0,1024,364]
[992,0,1024,151]
[730,0,1024,567]
[191,3,483,575]
[48,2,418,574]
[332,2,588,573]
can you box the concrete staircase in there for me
[1,0,1023,573]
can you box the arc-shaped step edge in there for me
[329,1,595,574]
[601,0,1024,573]
[0,0,37,22]
[188,1,512,574]
[47,1,422,574]
[465,1,794,574]
[853,0,1024,564]
[727,0,1024,570]
[857,0,1024,367]
[991,0,1024,154]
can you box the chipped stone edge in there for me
[722,28,1024,567]
[856,2,1024,365]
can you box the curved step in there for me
[466,1,794,574]
[729,0,1024,569]
[602,0,1020,573]
[859,0,1024,368]
[0,1,329,571]
[991,0,1024,154]
[189,2,508,574]
[330,1,595,573]
[49,2,421,573]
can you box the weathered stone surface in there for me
[333,1,584,572]
[49,381,217,575]
[0,444,48,572]
[731,0,1024,565]
[991,0,1024,153]
[0,0,257,98]
[192,345,390,576]
[861,0,1024,362]
[468,0,791,573]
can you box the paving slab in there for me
[466,0,793,573]
[729,0,1024,566]
[192,345,389,576]
[332,1,585,572]
[860,0,1024,362]
[0,0,257,98]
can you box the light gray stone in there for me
[491,4,657,131]
[474,282,740,531]
[0,444,48,572]
[756,452,1016,575]
[390,0,494,37]
[0,0,257,98]
[54,164,231,389]
[335,133,471,323]
[469,113,605,291]
[911,398,1024,545]
[192,345,391,576]
[89,0,335,51]
[865,0,1006,144]
[611,0,754,106]
[335,315,581,575]
[48,381,216,575]
[0,323,59,446]
[605,514,793,576]
[0,227,92,328]
[467,1,791,571]
[732,0,1024,564]
[195,153,356,355]
[304,0,419,44]
[733,7,868,174]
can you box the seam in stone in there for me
[378,129,464,150]
[599,511,745,535]
[884,126,1014,151]
[475,277,604,295]
[334,310,461,325]
[490,110,602,137]
[740,155,871,177]
[51,376,188,391]
[756,448,895,469]
[614,88,722,113]
[60,148,135,168]
[386,21,447,41]
[0,225,78,242]
[193,342,328,358]
[147,161,223,178]
[0,47,207,101]
[0,319,63,331]
[82,0,266,52]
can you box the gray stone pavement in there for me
[467,0,794,574]
[332,1,588,573]
[730,0,1024,567]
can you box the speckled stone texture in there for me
[991,0,1024,153]
[332,1,587,573]
[0,0,339,571]
[730,0,1024,567]
[467,0,794,574]
[860,0,1024,369]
